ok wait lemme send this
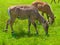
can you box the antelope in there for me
[32,2,55,24]
[5,5,49,36]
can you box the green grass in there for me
[0,0,60,45]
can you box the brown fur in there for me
[5,5,49,35]
[32,2,55,24]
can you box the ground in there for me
[0,0,60,45]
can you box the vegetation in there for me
[0,0,60,45]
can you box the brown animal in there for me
[51,0,60,3]
[5,5,49,35]
[32,2,55,24]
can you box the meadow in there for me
[0,0,60,45]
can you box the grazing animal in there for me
[32,2,55,24]
[5,5,49,35]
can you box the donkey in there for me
[5,5,49,35]
[32,2,55,24]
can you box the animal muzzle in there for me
[49,18,54,24]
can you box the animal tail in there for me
[8,8,11,17]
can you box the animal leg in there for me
[5,19,10,32]
[28,18,31,34]
[9,18,16,33]
[30,19,38,35]
[42,23,49,36]
[45,26,48,36]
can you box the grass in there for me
[0,0,60,45]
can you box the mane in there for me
[32,2,46,5]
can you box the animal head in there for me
[32,2,38,7]
[49,16,56,24]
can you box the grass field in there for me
[0,0,60,45]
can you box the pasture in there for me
[0,0,60,45]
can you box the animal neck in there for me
[49,11,54,20]
[37,13,46,23]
